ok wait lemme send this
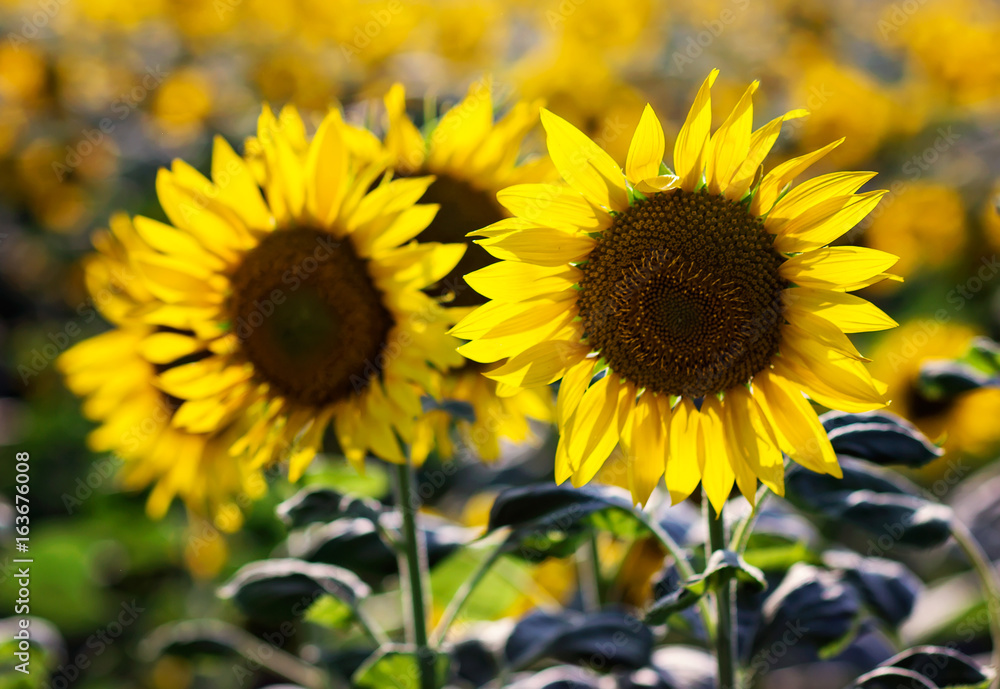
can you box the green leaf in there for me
[277,486,383,528]
[488,484,646,561]
[919,360,997,400]
[352,646,450,689]
[821,411,942,468]
[742,534,820,571]
[885,646,991,689]
[303,595,356,630]
[429,547,529,623]
[218,558,370,622]
[784,458,954,548]
[143,619,247,660]
[684,549,766,595]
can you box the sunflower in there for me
[378,81,556,460]
[108,106,465,480]
[452,70,898,510]
[58,214,264,534]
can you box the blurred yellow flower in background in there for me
[58,214,266,539]
[864,183,968,289]
[376,81,557,461]
[870,321,1000,462]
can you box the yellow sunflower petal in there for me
[773,191,887,254]
[496,184,607,233]
[723,386,784,496]
[138,331,203,364]
[706,80,758,195]
[753,370,841,477]
[780,247,898,290]
[626,104,666,184]
[482,340,587,388]
[726,109,809,201]
[540,109,629,212]
[665,397,701,504]
[305,109,350,226]
[557,357,598,423]
[783,288,897,333]
[476,227,596,266]
[211,135,274,232]
[465,262,580,303]
[751,138,844,216]
[622,393,666,506]
[569,376,632,486]
[673,69,718,191]
[699,396,736,513]
[384,83,426,171]
[766,172,877,228]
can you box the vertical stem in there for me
[395,462,435,689]
[950,519,1000,689]
[578,532,602,612]
[707,501,736,689]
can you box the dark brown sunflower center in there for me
[414,173,506,307]
[578,189,787,398]
[229,227,393,407]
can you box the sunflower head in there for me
[453,70,899,510]
[65,105,470,491]
[373,81,558,461]
[58,214,265,536]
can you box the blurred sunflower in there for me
[869,321,1000,463]
[452,70,898,509]
[72,106,466,482]
[378,81,556,461]
[863,182,967,290]
[58,214,264,540]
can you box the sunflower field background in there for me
[2,1,1000,688]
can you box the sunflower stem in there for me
[578,531,603,612]
[633,506,715,638]
[730,485,771,554]
[394,461,436,689]
[950,518,1000,689]
[429,536,506,645]
[707,500,736,689]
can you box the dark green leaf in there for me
[143,619,246,660]
[505,666,602,689]
[645,565,702,625]
[919,360,997,399]
[821,411,942,468]
[886,646,990,689]
[287,517,469,583]
[488,484,636,533]
[685,549,766,595]
[505,609,653,671]
[853,666,939,689]
[831,491,953,548]
[488,484,646,560]
[758,564,860,653]
[218,558,369,622]
[277,487,383,528]
[824,551,921,626]
[784,459,954,548]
